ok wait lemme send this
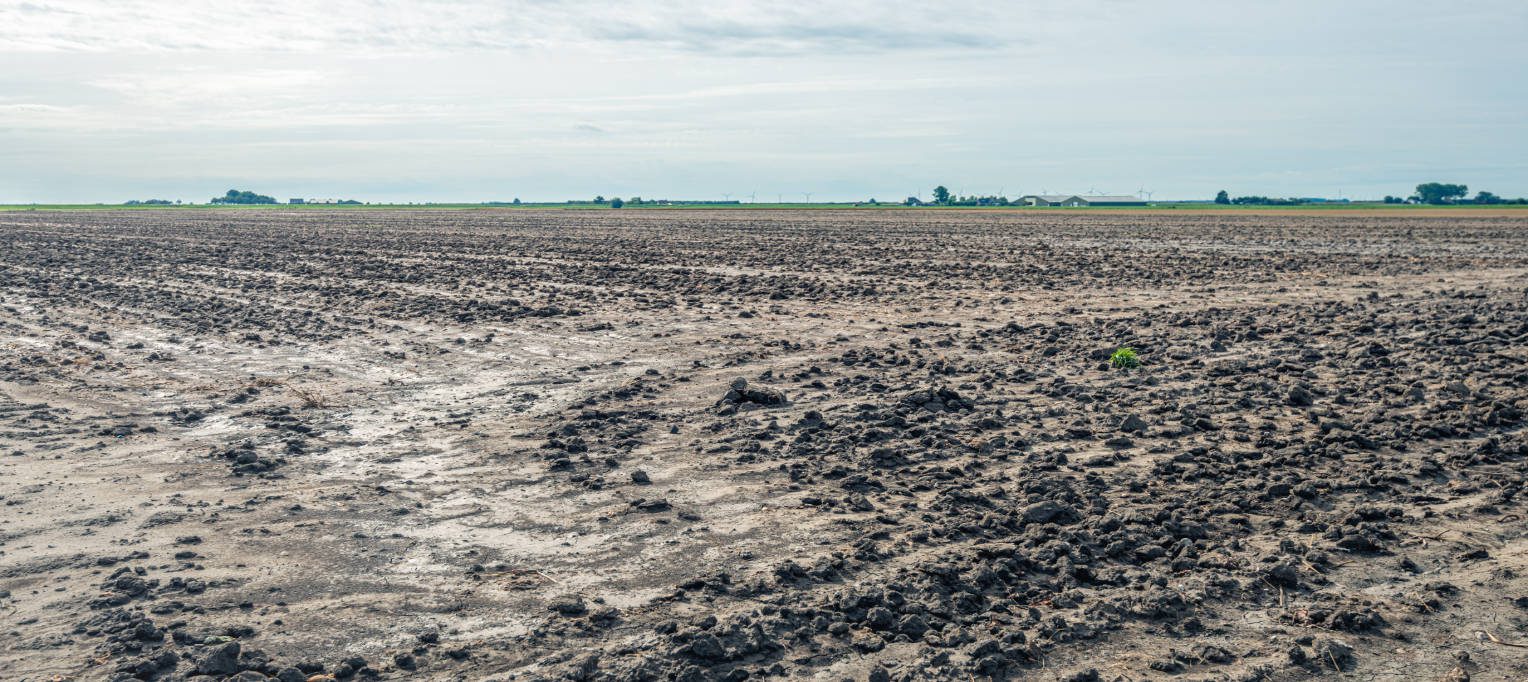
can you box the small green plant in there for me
[1110,347,1140,369]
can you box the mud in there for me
[1,209,1525,681]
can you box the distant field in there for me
[5,201,1528,216]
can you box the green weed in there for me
[1110,347,1141,369]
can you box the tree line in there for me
[1395,183,1522,205]
[1215,183,1526,206]
[210,189,277,204]
[905,186,1015,206]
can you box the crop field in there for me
[2,209,1527,681]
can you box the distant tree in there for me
[1473,191,1501,205]
[610,197,624,208]
[932,185,951,204]
[513,198,521,205]
[1412,182,1468,205]
[1214,190,1230,205]
[904,196,923,206]
[595,195,605,203]
[1383,195,1405,204]
[868,198,878,205]
[337,199,362,205]
[209,189,276,205]
[1231,195,1305,206]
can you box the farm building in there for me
[1021,194,1086,207]
[1020,194,1147,207]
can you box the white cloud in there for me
[0,0,1033,55]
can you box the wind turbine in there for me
[748,191,756,203]
[722,192,732,202]
[803,192,814,203]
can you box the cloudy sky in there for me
[2,0,1525,203]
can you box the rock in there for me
[865,606,895,630]
[195,642,242,676]
[630,498,671,513]
[1313,638,1354,671]
[630,469,651,484]
[686,633,726,660]
[1021,500,1074,524]
[393,652,416,670]
[1287,385,1314,407]
[897,614,930,637]
[743,386,787,406]
[549,596,588,617]
[1287,645,1308,666]
[1118,414,1147,433]
[1263,562,1300,588]
[719,378,787,407]
[564,653,600,680]
[1456,548,1490,562]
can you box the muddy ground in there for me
[1,209,1526,681]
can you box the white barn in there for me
[1021,194,1147,207]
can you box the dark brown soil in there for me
[1,209,1525,681]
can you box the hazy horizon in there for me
[3,0,1526,204]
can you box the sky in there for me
[2,0,1526,203]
